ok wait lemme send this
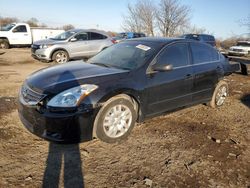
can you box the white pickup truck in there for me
[228,41,250,57]
[0,23,64,49]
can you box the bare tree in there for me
[122,0,155,36]
[26,17,39,27]
[178,24,212,36]
[136,0,155,36]
[62,24,75,31]
[239,14,250,31]
[155,0,191,37]
[0,17,18,27]
[122,3,143,33]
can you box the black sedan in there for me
[18,38,236,143]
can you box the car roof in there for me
[68,29,109,37]
[128,37,186,44]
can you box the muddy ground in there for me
[0,48,249,188]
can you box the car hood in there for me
[33,38,66,45]
[26,61,129,94]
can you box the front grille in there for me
[21,84,46,105]
[31,44,40,53]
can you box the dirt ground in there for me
[0,48,249,188]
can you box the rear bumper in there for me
[18,100,96,143]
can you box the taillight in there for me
[111,39,117,44]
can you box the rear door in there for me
[87,32,108,56]
[146,42,193,116]
[190,42,220,102]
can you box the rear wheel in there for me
[0,39,10,49]
[209,81,229,108]
[93,95,137,143]
[52,50,69,63]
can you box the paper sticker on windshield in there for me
[136,44,151,51]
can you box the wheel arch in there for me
[92,89,143,138]
[0,37,9,41]
[50,48,69,60]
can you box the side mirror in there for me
[152,63,173,72]
[12,28,18,33]
[70,38,77,42]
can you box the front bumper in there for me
[31,47,52,61]
[18,100,96,143]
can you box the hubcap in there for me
[55,52,67,63]
[216,86,227,106]
[0,42,6,49]
[103,104,132,138]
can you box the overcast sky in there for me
[0,0,249,39]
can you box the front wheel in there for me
[0,39,10,49]
[209,81,229,108]
[52,50,69,63]
[93,95,137,143]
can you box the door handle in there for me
[24,34,28,36]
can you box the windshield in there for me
[51,30,77,40]
[88,42,157,70]
[116,33,127,39]
[237,42,250,47]
[0,24,15,31]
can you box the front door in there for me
[146,42,193,116]
[68,32,90,58]
[11,25,31,45]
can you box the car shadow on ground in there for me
[42,143,84,188]
[240,94,250,109]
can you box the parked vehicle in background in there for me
[113,32,146,43]
[181,34,216,47]
[228,41,250,56]
[31,29,115,63]
[18,38,239,143]
[0,23,64,49]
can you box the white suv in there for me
[228,41,250,56]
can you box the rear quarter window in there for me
[190,42,219,64]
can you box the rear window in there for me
[190,42,219,64]
[200,35,215,41]
[237,42,250,47]
[89,32,107,40]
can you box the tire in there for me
[52,50,69,63]
[209,81,229,108]
[0,39,10,49]
[93,95,137,143]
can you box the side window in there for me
[190,42,219,64]
[13,25,27,32]
[75,33,88,41]
[157,43,189,68]
[89,32,107,40]
[133,33,140,38]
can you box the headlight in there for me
[39,44,53,49]
[47,84,98,107]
